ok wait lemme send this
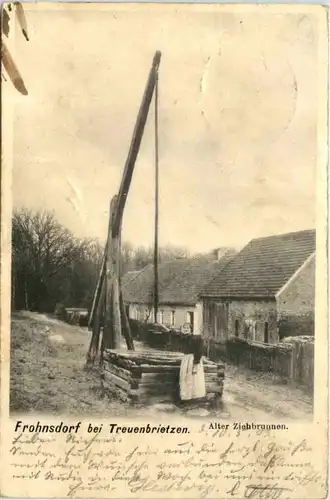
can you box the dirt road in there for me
[10,312,313,420]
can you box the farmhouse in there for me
[122,249,235,333]
[200,229,316,344]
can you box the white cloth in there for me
[179,354,206,401]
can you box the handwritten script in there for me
[7,424,326,498]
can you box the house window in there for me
[235,319,239,337]
[159,310,164,324]
[244,319,256,340]
[251,321,256,341]
[264,322,269,344]
[187,311,194,332]
[144,309,149,321]
[170,310,176,326]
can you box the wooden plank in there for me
[104,348,183,359]
[141,372,177,383]
[103,362,141,381]
[216,363,226,369]
[203,366,219,373]
[103,368,140,390]
[206,383,224,394]
[103,353,137,369]
[137,392,176,405]
[103,373,139,399]
[103,370,131,391]
[139,385,177,397]
[139,381,175,391]
[105,383,139,403]
[140,364,180,372]
[205,374,221,383]
[104,380,130,402]
[109,351,182,362]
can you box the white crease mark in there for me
[199,56,211,97]
[65,176,82,213]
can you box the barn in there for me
[200,229,316,345]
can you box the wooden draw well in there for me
[102,348,225,405]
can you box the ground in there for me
[10,311,313,420]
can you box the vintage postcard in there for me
[0,2,328,498]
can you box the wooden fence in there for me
[226,337,292,377]
[226,336,314,392]
[288,338,314,390]
[129,320,314,392]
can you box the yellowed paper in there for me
[1,3,328,498]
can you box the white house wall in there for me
[276,253,315,319]
[127,303,201,333]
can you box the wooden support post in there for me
[120,288,134,350]
[103,196,122,350]
[88,246,107,330]
[86,306,101,365]
[87,52,161,363]
[117,196,134,351]
[113,226,122,348]
[86,278,106,365]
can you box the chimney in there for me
[213,247,230,261]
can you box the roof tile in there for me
[122,251,235,306]
[200,229,316,298]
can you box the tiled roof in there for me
[122,259,192,304]
[200,229,316,299]
[122,251,235,306]
[160,252,235,305]
[121,270,140,289]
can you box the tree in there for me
[12,208,81,311]
[128,243,190,271]
[11,207,195,314]
[159,244,190,262]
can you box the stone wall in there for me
[203,298,278,344]
[228,299,278,344]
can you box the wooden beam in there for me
[86,276,105,365]
[87,51,161,361]
[88,244,107,330]
[88,51,161,334]
[112,51,161,237]
[103,196,121,349]
[120,287,134,350]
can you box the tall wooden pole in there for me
[86,51,162,363]
[103,195,121,350]
[112,51,162,238]
[118,214,135,350]
[153,70,159,323]
[88,246,107,330]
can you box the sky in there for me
[10,4,321,253]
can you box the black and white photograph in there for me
[4,3,324,423]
